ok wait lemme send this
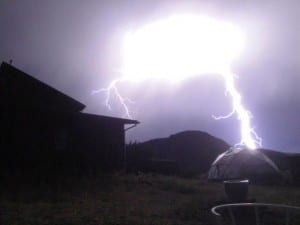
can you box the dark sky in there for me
[1,1,300,152]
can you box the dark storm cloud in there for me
[1,0,300,151]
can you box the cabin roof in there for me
[78,112,139,124]
[0,62,139,125]
[0,62,85,112]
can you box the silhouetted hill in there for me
[284,152,300,184]
[126,131,300,179]
[127,130,230,175]
[259,148,290,171]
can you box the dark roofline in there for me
[80,112,140,124]
[0,62,86,111]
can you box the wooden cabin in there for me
[0,62,138,177]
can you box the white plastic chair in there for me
[211,203,300,225]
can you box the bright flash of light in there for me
[94,15,262,150]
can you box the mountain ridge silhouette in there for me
[127,130,296,177]
[127,130,230,175]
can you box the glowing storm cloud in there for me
[94,15,262,150]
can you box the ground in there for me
[1,173,300,225]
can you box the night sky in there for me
[1,1,300,152]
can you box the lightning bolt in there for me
[92,79,133,118]
[213,70,262,149]
[93,15,262,150]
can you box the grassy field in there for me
[1,173,300,225]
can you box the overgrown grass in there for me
[0,173,300,225]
